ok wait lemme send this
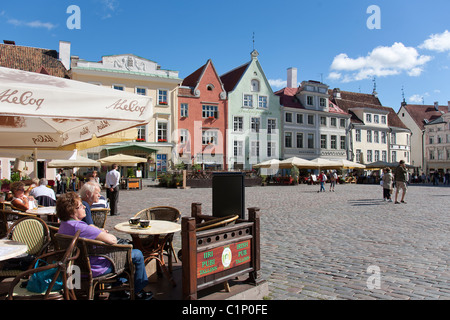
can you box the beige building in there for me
[70,50,182,178]
[398,102,449,173]
[329,89,411,165]
[423,104,450,173]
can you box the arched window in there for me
[251,79,259,92]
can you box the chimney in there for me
[434,101,439,112]
[287,67,297,88]
[333,88,341,99]
[59,41,71,70]
[448,101,450,113]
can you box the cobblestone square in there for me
[105,183,450,300]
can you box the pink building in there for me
[177,60,228,170]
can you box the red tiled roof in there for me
[220,62,249,92]
[328,101,348,115]
[402,104,448,130]
[329,89,408,129]
[0,43,70,78]
[178,87,196,98]
[274,87,304,109]
[181,61,207,87]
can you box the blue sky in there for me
[1,0,450,112]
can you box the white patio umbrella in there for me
[309,158,343,170]
[0,66,152,148]
[47,155,100,168]
[334,159,366,169]
[253,159,281,168]
[278,157,316,169]
[0,66,152,177]
[99,154,147,166]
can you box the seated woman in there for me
[10,181,36,211]
[56,192,152,300]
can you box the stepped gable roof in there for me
[274,87,304,109]
[0,43,70,78]
[402,104,448,130]
[220,62,250,92]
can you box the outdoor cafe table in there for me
[114,221,181,286]
[26,206,57,222]
[0,239,28,263]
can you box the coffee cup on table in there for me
[129,217,140,225]
[139,220,150,228]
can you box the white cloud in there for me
[7,18,56,30]
[329,42,432,82]
[327,72,342,80]
[409,92,430,104]
[268,79,287,88]
[419,30,450,52]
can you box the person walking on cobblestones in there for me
[382,167,393,202]
[329,170,337,192]
[318,171,327,192]
[106,164,121,215]
[394,160,408,204]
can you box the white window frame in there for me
[136,87,147,96]
[267,118,276,135]
[158,89,168,105]
[250,117,260,133]
[233,116,244,132]
[285,132,292,148]
[267,141,276,157]
[258,95,268,108]
[202,105,218,118]
[243,94,253,108]
[180,103,189,117]
[250,141,260,157]
[202,130,218,145]
[113,84,124,91]
[234,140,244,157]
[157,121,168,142]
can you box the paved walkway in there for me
[104,182,450,300]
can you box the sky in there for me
[1,0,450,112]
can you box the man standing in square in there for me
[394,160,408,204]
[106,164,120,215]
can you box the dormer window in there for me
[251,79,260,92]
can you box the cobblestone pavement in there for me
[103,182,450,300]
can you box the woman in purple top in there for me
[56,192,152,300]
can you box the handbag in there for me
[26,259,64,293]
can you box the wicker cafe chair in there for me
[90,207,110,229]
[0,209,41,239]
[5,230,81,300]
[134,206,181,271]
[0,216,51,282]
[54,233,135,300]
[35,195,56,207]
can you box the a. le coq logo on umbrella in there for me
[0,89,45,111]
[106,99,146,117]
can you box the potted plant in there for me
[158,139,167,142]
[159,101,168,105]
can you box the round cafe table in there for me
[26,206,58,222]
[0,239,28,262]
[114,220,181,286]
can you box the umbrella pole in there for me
[33,148,38,179]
